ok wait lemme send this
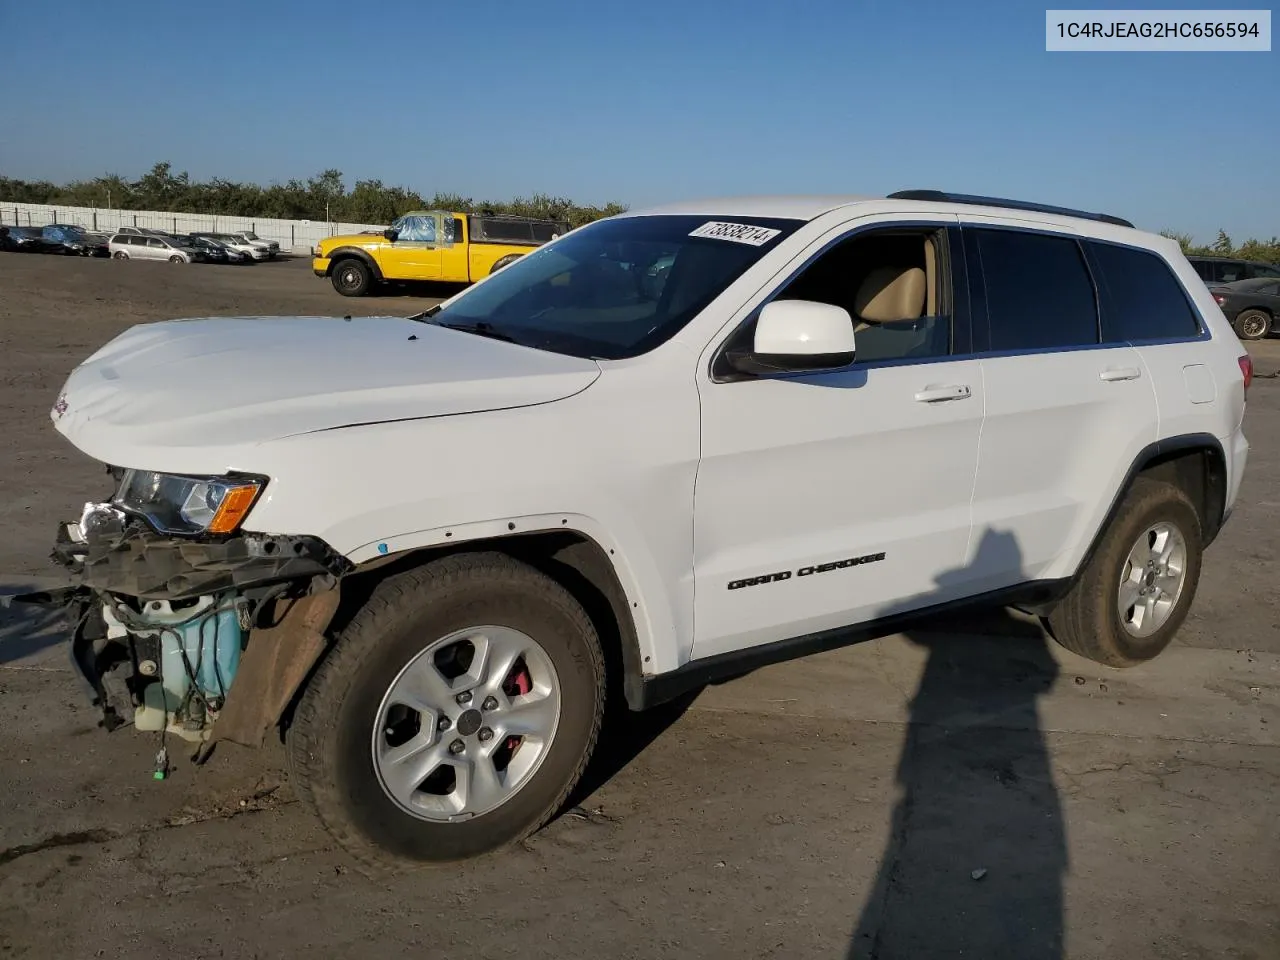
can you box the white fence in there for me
[0,201,388,255]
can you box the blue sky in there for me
[0,1,1275,242]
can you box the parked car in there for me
[1210,277,1280,340]
[224,230,279,258]
[313,210,569,296]
[190,232,270,260]
[113,227,176,239]
[108,233,203,263]
[42,224,109,257]
[32,189,1251,869]
[2,225,60,253]
[186,235,248,264]
[1189,255,1280,285]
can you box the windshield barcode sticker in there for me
[688,221,782,246]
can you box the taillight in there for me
[1213,294,1227,305]
[1239,354,1253,393]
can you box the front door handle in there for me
[1100,366,1142,382]
[914,384,972,403]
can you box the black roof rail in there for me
[887,189,1134,229]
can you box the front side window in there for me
[147,237,164,248]
[1088,241,1201,342]
[973,228,1098,351]
[393,215,436,243]
[715,228,953,373]
[427,214,801,360]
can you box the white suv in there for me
[35,190,1251,869]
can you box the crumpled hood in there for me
[52,315,600,472]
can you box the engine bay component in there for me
[104,594,245,742]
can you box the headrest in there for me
[854,266,926,323]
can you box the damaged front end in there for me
[38,496,352,751]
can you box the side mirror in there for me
[727,300,856,375]
[382,228,399,242]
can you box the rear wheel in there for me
[113,250,129,260]
[1234,309,1271,341]
[331,258,373,296]
[288,553,605,870]
[490,254,522,274]
[1048,477,1202,666]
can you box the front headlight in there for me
[114,469,265,535]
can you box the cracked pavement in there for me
[0,256,1277,959]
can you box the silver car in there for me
[108,233,202,263]
[226,230,279,258]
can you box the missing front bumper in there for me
[38,519,353,742]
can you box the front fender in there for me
[344,512,676,681]
[322,247,384,280]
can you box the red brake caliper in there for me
[503,665,532,754]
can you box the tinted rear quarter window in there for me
[475,218,535,242]
[1088,242,1201,342]
[973,228,1098,351]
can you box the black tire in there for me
[287,552,605,871]
[1233,309,1271,341]
[1048,477,1203,667]
[113,250,128,260]
[168,254,185,264]
[331,257,373,296]
[490,254,522,275]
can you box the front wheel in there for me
[1048,477,1202,666]
[1234,309,1271,341]
[287,553,605,869]
[168,254,185,264]
[331,258,373,296]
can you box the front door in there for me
[691,223,984,659]
[386,213,443,280]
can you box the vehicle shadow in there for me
[0,581,72,665]
[375,280,469,301]
[847,529,1065,959]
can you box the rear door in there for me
[964,223,1158,587]
[1089,239,1247,465]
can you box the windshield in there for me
[429,214,801,359]
[241,231,258,240]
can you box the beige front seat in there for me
[853,266,927,330]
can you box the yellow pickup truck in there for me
[312,210,568,297]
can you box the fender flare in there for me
[343,512,675,703]
[1075,432,1228,577]
[489,253,523,275]
[324,247,383,281]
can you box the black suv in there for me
[1188,255,1280,285]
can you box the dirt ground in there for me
[0,251,1277,959]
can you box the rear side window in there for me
[1218,261,1249,283]
[973,228,1098,351]
[1088,242,1201,342]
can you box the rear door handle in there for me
[914,384,972,403]
[1100,366,1142,382]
